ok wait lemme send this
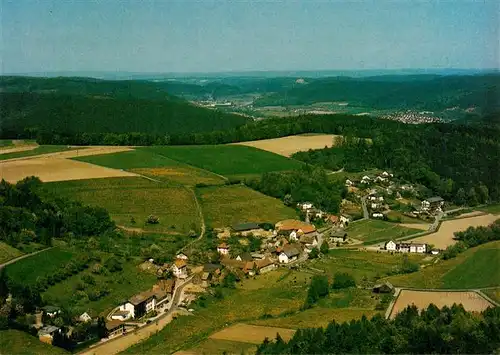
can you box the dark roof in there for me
[105,320,124,331]
[256,258,275,269]
[113,310,130,317]
[426,196,444,203]
[331,231,347,238]
[204,263,222,272]
[232,222,261,232]
[237,252,253,261]
[282,245,300,258]
[128,290,156,306]
[38,325,60,336]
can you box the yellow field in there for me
[209,323,296,344]
[233,134,339,157]
[130,167,224,186]
[389,290,494,319]
[409,214,499,249]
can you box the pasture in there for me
[233,134,338,157]
[346,219,420,244]
[389,290,494,319]
[0,329,68,355]
[197,185,298,228]
[45,177,200,234]
[5,247,74,285]
[141,145,303,176]
[0,242,23,264]
[409,214,499,249]
[386,241,500,289]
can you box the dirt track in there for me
[409,214,499,249]
[233,134,339,157]
[390,290,494,319]
[209,323,296,344]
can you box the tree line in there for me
[256,304,500,354]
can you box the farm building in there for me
[421,196,444,211]
[373,281,394,294]
[299,234,319,247]
[330,230,348,243]
[172,258,188,278]
[276,219,316,237]
[105,320,125,338]
[203,263,222,275]
[385,240,397,251]
[255,258,276,273]
[392,242,427,253]
[232,222,263,235]
[278,245,301,263]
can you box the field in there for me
[482,287,500,304]
[346,219,421,244]
[386,241,500,289]
[75,149,225,186]
[478,204,500,215]
[389,290,494,319]
[0,242,23,264]
[409,214,499,249]
[141,145,303,176]
[233,134,338,157]
[178,339,257,355]
[5,247,74,285]
[0,156,137,183]
[441,248,500,288]
[42,258,157,317]
[0,329,68,355]
[0,145,71,161]
[198,185,298,228]
[209,323,295,344]
[45,177,200,234]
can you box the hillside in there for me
[0,77,251,138]
[253,74,500,115]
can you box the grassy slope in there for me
[44,177,200,234]
[0,145,73,161]
[0,329,68,355]
[386,241,500,289]
[0,242,23,264]
[43,258,157,317]
[141,145,304,176]
[478,204,500,214]
[346,219,420,244]
[198,185,298,228]
[5,247,74,285]
[74,149,224,186]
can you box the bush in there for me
[104,257,123,272]
[332,272,356,289]
[304,275,330,308]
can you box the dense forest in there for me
[254,74,500,114]
[256,304,500,354]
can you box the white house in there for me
[118,288,169,320]
[345,179,354,186]
[172,258,188,278]
[372,213,384,218]
[79,312,92,323]
[409,243,427,253]
[289,230,298,241]
[382,171,389,177]
[217,243,230,255]
[385,240,397,251]
[362,175,371,181]
[278,245,300,264]
[375,176,387,183]
[297,202,314,211]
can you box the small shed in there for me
[372,281,394,294]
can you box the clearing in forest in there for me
[232,134,339,157]
[389,289,494,319]
[209,323,296,344]
[409,214,499,249]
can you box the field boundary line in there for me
[177,187,206,254]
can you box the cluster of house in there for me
[297,202,350,228]
[36,306,93,344]
[346,171,394,187]
[384,240,428,253]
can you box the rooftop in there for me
[105,320,124,331]
[128,290,156,306]
[232,222,261,232]
[38,325,60,336]
[426,196,444,203]
[174,258,187,268]
[275,219,316,234]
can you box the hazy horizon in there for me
[2,1,499,74]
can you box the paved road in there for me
[0,247,53,269]
[80,276,194,355]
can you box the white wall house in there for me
[385,240,397,251]
[289,230,298,241]
[172,259,188,278]
[410,244,427,253]
[79,312,92,323]
[118,302,135,319]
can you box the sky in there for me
[1,0,499,74]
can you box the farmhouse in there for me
[204,263,222,275]
[330,230,347,243]
[38,325,61,344]
[236,252,253,261]
[105,320,125,338]
[276,219,316,237]
[118,288,169,319]
[278,244,301,264]
[421,196,444,211]
[299,233,319,247]
[385,240,397,251]
[217,243,230,255]
[255,258,276,273]
[394,242,427,253]
[172,258,188,278]
[409,243,427,253]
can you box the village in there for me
[30,169,455,348]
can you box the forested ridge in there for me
[256,304,500,354]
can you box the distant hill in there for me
[253,74,500,114]
[0,76,251,137]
